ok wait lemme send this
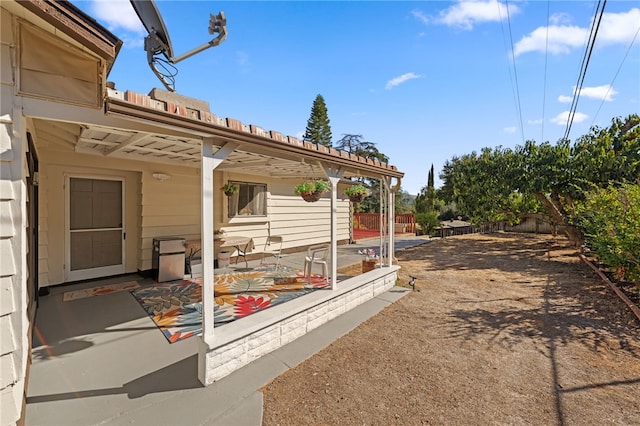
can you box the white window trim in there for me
[224,180,268,223]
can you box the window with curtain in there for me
[228,181,267,217]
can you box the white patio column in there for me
[201,138,215,347]
[389,177,401,267]
[199,139,238,386]
[387,179,395,268]
[382,176,401,268]
[322,164,343,289]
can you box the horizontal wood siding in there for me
[267,194,349,249]
[1,10,27,419]
[139,171,201,270]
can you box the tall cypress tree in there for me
[303,94,332,147]
[427,164,435,211]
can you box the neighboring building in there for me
[435,219,474,238]
[0,2,404,424]
[506,214,557,234]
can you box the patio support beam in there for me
[103,132,150,156]
[201,139,239,351]
[321,164,344,289]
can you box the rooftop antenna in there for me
[130,0,227,92]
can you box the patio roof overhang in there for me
[96,91,404,181]
[24,88,404,183]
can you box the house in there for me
[0,1,404,424]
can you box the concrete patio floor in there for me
[25,236,430,425]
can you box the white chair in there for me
[261,235,286,268]
[304,244,329,283]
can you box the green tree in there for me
[303,94,332,147]
[416,212,441,236]
[575,183,640,282]
[335,134,391,213]
[395,189,414,214]
[439,114,640,246]
[334,134,388,163]
[415,164,436,214]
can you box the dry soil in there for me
[261,233,640,426]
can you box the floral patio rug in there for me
[63,281,140,301]
[130,265,329,343]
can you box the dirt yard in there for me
[261,233,640,425]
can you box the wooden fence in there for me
[353,213,416,233]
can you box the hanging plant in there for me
[344,184,369,203]
[223,183,239,196]
[294,180,330,202]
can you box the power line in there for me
[541,0,550,142]
[562,0,607,141]
[499,0,525,144]
[590,25,640,128]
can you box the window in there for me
[228,181,267,217]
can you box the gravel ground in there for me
[261,233,640,426]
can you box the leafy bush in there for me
[416,211,441,236]
[575,183,640,282]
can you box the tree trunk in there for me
[534,192,583,247]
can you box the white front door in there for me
[66,176,125,281]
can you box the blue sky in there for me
[74,1,639,194]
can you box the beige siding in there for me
[139,171,201,270]
[1,6,27,424]
[268,195,349,247]
[217,174,350,252]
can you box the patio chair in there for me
[303,244,329,284]
[261,235,286,269]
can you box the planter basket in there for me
[348,193,366,203]
[224,191,235,197]
[362,259,377,273]
[301,191,323,202]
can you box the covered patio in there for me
[25,237,428,424]
[23,85,406,386]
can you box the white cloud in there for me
[551,111,588,126]
[411,10,430,25]
[515,25,587,56]
[385,72,422,90]
[514,8,640,56]
[90,0,144,33]
[579,85,618,101]
[503,126,517,134]
[528,119,543,125]
[598,8,640,46]
[558,85,618,103]
[549,13,573,26]
[413,1,519,30]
